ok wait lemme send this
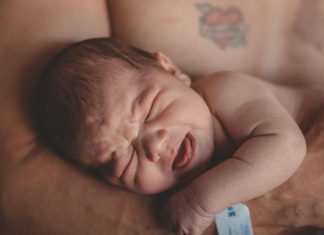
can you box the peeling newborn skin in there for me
[294,0,324,54]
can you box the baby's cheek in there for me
[134,169,175,194]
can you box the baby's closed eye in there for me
[103,147,134,179]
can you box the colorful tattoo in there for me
[196,3,247,49]
[294,0,324,54]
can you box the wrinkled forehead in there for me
[101,63,163,111]
[102,67,142,113]
[83,69,140,164]
[100,67,149,134]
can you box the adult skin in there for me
[110,0,324,87]
[0,1,323,235]
[0,1,170,235]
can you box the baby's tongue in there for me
[173,138,189,168]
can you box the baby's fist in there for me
[161,189,213,235]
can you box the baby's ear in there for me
[154,52,191,86]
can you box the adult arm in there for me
[0,1,171,234]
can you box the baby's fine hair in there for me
[38,38,157,166]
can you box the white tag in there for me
[215,203,254,235]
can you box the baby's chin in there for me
[130,153,214,195]
[133,185,175,195]
[132,169,207,194]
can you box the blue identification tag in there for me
[215,203,254,235]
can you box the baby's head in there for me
[38,38,214,194]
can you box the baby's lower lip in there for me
[172,133,195,169]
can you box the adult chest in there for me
[109,0,278,78]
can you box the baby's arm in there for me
[163,73,306,234]
[193,73,306,213]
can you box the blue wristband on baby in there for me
[215,203,254,235]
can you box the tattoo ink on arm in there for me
[196,3,248,49]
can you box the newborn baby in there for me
[37,38,323,235]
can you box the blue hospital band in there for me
[215,203,254,235]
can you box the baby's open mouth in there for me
[172,133,195,169]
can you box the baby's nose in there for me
[144,129,169,162]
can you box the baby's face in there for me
[92,66,214,194]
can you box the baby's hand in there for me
[161,189,214,235]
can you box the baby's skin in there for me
[87,52,323,235]
[163,72,323,235]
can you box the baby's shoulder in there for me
[192,72,270,112]
[193,72,266,96]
